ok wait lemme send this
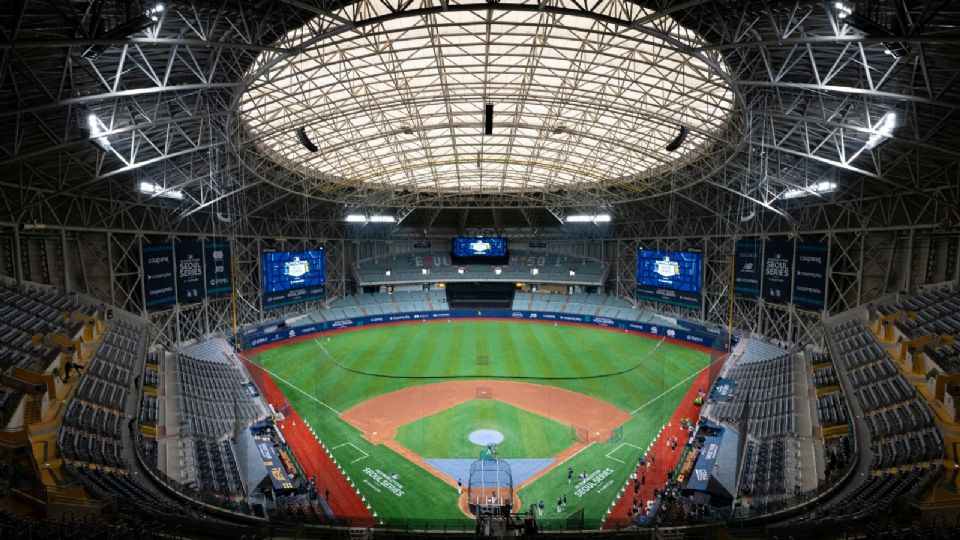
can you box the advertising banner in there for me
[204,238,232,297]
[175,238,205,304]
[792,241,828,309]
[240,309,724,351]
[143,241,175,311]
[762,237,794,303]
[733,239,763,297]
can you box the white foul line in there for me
[628,356,724,416]
[605,442,644,463]
[256,361,341,416]
[331,441,369,463]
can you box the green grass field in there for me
[395,399,572,459]
[249,320,712,528]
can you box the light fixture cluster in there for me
[865,111,897,150]
[782,181,838,200]
[566,214,611,223]
[147,4,165,22]
[345,214,395,223]
[139,181,184,200]
[834,2,853,19]
[87,114,113,151]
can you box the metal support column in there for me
[107,232,116,306]
[61,229,71,293]
[904,229,915,294]
[11,225,23,285]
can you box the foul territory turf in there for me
[395,399,572,459]
[247,320,712,529]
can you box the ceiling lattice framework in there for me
[0,0,955,237]
[237,3,736,199]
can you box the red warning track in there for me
[601,362,720,529]
[239,355,374,525]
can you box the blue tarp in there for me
[710,378,736,401]
[686,435,722,492]
[253,435,296,494]
[424,458,554,487]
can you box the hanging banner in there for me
[762,237,794,303]
[793,241,828,309]
[143,241,175,311]
[175,239,205,304]
[733,239,763,297]
[204,238,232,297]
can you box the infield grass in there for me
[249,320,712,527]
[395,399,572,459]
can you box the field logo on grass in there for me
[362,467,405,497]
[574,468,615,498]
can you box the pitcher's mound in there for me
[468,429,504,446]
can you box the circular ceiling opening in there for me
[238,4,735,196]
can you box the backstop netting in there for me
[467,457,513,516]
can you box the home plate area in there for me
[424,459,556,486]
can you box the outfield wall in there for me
[239,309,731,352]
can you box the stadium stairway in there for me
[603,364,718,529]
[238,355,374,526]
[26,324,105,502]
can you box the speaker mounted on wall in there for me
[664,125,689,152]
[296,127,318,152]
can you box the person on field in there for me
[562,494,567,510]
[556,497,561,513]
[567,467,573,484]
[538,499,544,516]
[457,478,462,495]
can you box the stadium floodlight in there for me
[569,268,576,277]
[345,214,396,223]
[139,181,183,200]
[834,2,852,19]
[81,4,165,59]
[494,267,502,275]
[864,111,897,150]
[87,114,113,150]
[457,267,465,275]
[782,181,838,200]
[147,4,164,22]
[385,268,392,276]
[566,214,611,223]
[531,267,539,276]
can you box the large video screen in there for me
[451,236,509,265]
[452,237,507,258]
[261,249,326,308]
[636,249,703,309]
